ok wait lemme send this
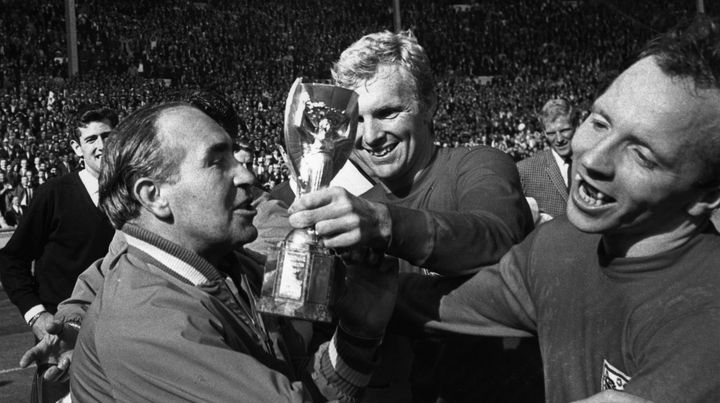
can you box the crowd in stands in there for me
[0,0,709,224]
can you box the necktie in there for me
[565,158,573,190]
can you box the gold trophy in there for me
[258,78,358,322]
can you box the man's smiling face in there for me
[72,120,112,178]
[567,57,720,237]
[351,64,434,190]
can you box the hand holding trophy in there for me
[258,78,359,322]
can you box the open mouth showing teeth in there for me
[367,144,397,158]
[578,181,615,206]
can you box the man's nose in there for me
[579,135,614,179]
[357,117,384,147]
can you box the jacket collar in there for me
[122,223,225,286]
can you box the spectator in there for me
[233,139,254,172]
[0,104,117,402]
[0,171,13,214]
[517,98,582,223]
[55,154,73,176]
[4,195,23,227]
[12,175,36,213]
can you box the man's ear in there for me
[70,139,82,157]
[687,186,720,217]
[133,178,172,219]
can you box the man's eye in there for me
[210,157,227,168]
[591,119,608,132]
[634,150,656,169]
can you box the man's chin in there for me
[554,148,571,159]
[233,227,258,246]
[566,204,613,234]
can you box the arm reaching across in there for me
[19,231,127,380]
[20,320,78,382]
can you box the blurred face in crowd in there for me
[234,148,254,172]
[543,115,575,159]
[71,119,113,179]
[156,107,258,255]
[20,176,28,188]
[352,64,435,191]
[567,57,720,238]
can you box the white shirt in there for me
[78,169,100,207]
[551,149,571,188]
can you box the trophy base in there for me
[257,229,340,323]
[257,297,332,323]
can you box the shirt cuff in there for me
[311,329,381,400]
[24,305,47,324]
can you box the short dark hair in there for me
[186,90,239,139]
[234,139,254,155]
[99,102,187,228]
[70,104,119,141]
[636,15,720,187]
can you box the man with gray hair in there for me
[518,99,582,222]
[69,100,398,402]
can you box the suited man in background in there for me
[4,195,23,226]
[517,99,581,223]
[12,175,36,213]
[55,154,74,177]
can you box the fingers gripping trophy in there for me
[258,78,359,322]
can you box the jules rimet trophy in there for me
[258,78,358,322]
